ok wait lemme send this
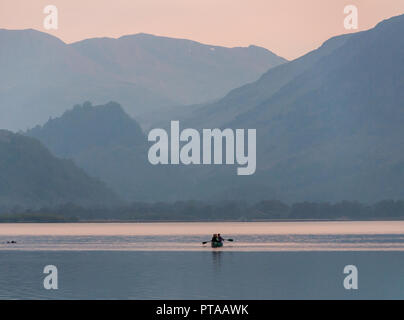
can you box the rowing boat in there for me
[211,241,223,248]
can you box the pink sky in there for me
[0,0,403,60]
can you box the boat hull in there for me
[211,241,223,248]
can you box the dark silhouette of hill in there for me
[27,101,145,158]
[0,130,119,209]
[27,102,187,201]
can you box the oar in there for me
[202,239,234,245]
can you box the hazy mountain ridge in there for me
[187,14,404,202]
[182,33,354,129]
[71,33,286,105]
[10,14,404,207]
[0,29,286,131]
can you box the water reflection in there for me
[1,250,404,299]
[211,250,222,270]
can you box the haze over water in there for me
[1,221,404,299]
[1,221,404,251]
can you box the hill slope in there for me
[181,14,404,202]
[0,130,119,209]
[27,102,185,201]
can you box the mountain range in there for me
[3,14,404,209]
[0,29,286,131]
[28,14,404,204]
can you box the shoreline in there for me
[1,218,404,224]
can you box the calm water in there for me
[1,221,404,299]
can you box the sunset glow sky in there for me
[1,0,403,60]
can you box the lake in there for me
[1,221,404,299]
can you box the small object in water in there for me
[6,241,17,244]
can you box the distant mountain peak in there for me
[68,101,127,116]
[106,32,277,52]
[0,27,66,44]
[27,101,146,159]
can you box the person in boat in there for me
[217,234,224,243]
[211,234,218,243]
